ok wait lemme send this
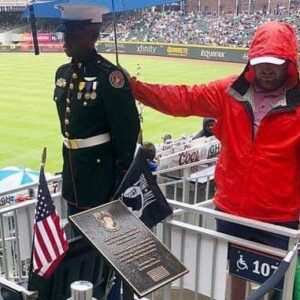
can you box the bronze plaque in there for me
[69,200,188,298]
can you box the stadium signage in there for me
[157,139,220,169]
[136,45,157,54]
[103,42,125,52]
[167,46,188,57]
[207,143,221,159]
[0,45,20,52]
[200,50,225,59]
[228,245,283,291]
[178,150,200,165]
[96,42,250,63]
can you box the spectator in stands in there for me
[193,117,216,139]
[100,10,300,49]
[142,141,158,172]
[162,133,172,143]
[128,21,300,300]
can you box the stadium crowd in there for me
[101,9,300,47]
[0,12,26,32]
[1,7,300,47]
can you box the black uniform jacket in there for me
[54,50,140,208]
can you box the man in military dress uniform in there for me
[53,5,140,300]
[54,5,140,216]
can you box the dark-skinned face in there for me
[254,62,289,91]
[206,121,215,135]
[63,24,97,59]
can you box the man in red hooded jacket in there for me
[129,21,300,299]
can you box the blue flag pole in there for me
[28,3,40,55]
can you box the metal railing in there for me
[0,176,64,281]
[153,159,300,300]
[156,200,300,300]
[0,160,299,300]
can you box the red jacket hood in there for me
[246,21,299,85]
[249,21,298,63]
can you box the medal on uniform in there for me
[84,82,93,101]
[90,81,98,100]
[90,92,97,100]
[56,78,67,88]
[78,82,85,100]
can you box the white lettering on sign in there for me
[178,150,200,165]
[200,50,225,59]
[252,260,278,277]
[136,45,157,54]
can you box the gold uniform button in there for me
[72,73,78,79]
[96,159,101,163]
[65,132,69,137]
[83,101,88,106]
[65,119,70,125]
[66,98,71,104]
[69,83,74,89]
[66,107,71,113]
[54,96,58,101]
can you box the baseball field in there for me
[0,53,243,173]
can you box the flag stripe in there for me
[33,231,49,271]
[37,220,57,260]
[48,214,65,255]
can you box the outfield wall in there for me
[0,41,249,63]
[95,41,249,63]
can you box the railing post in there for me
[0,214,9,279]
[281,237,298,300]
[162,221,172,300]
[182,168,191,204]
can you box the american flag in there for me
[32,168,68,278]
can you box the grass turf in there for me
[0,53,243,173]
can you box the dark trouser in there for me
[216,218,299,250]
[108,275,135,300]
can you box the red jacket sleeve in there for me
[130,76,235,119]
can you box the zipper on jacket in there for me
[242,101,296,142]
[256,105,296,137]
[242,101,255,142]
